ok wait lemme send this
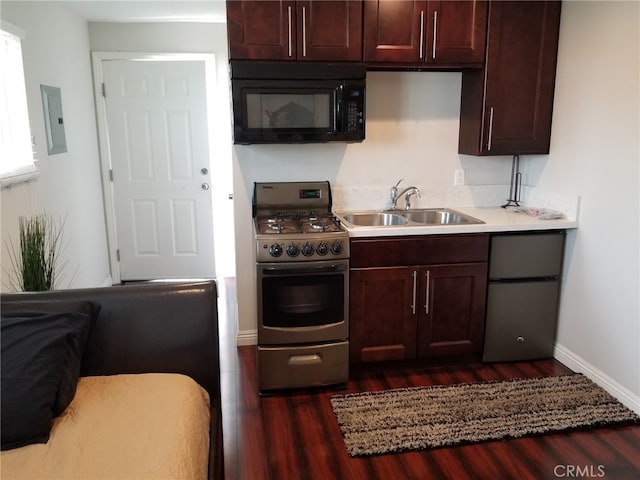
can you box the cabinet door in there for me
[364,0,425,63]
[458,1,561,155]
[364,0,486,66]
[417,263,487,358]
[426,1,487,65]
[299,1,363,61]
[227,1,295,60]
[227,0,362,61]
[349,267,417,363]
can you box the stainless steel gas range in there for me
[253,181,349,393]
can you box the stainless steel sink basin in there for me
[339,208,483,227]
[342,212,408,226]
[396,209,483,225]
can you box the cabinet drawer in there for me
[258,341,349,392]
[350,234,489,268]
[489,231,565,279]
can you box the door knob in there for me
[200,167,209,175]
[201,183,210,191]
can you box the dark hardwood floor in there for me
[217,281,640,480]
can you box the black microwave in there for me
[230,61,365,144]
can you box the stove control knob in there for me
[269,243,283,257]
[286,244,300,257]
[330,240,343,255]
[316,242,329,256]
[302,242,315,257]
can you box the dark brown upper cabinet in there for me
[226,0,363,61]
[458,1,562,155]
[364,0,488,68]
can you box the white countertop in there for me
[334,207,579,238]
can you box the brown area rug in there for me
[330,374,639,456]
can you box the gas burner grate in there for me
[255,212,343,235]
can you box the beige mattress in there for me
[1,373,211,479]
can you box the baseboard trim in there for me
[101,275,113,287]
[554,343,640,415]
[237,329,257,346]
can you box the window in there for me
[0,22,37,187]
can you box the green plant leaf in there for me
[4,212,67,291]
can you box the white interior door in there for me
[101,59,215,280]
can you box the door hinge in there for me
[109,169,113,182]
[101,82,106,98]
[116,249,120,262]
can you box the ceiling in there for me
[63,0,227,23]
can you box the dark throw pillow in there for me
[1,300,99,415]
[1,299,100,320]
[1,312,92,451]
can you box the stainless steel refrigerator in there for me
[483,231,566,362]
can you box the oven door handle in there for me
[262,264,347,275]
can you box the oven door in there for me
[257,259,348,345]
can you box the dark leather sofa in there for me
[1,280,223,480]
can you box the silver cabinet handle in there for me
[419,11,425,59]
[201,183,210,191]
[302,6,307,57]
[432,11,438,60]
[424,270,430,314]
[288,354,321,366]
[200,167,208,175]
[411,270,417,315]
[287,6,293,57]
[487,107,494,151]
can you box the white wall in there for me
[89,21,225,54]
[524,1,639,400]
[0,1,110,290]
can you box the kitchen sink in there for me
[341,212,409,226]
[399,209,483,225]
[339,208,483,227]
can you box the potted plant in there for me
[5,212,67,291]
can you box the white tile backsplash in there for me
[332,184,580,220]
[519,186,581,220]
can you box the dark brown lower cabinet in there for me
[350,266,418,363]
[349,235,489,364]
[417,262,487,358]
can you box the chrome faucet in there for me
[390,179,421,210]
[390,179,404,209]
[402,186,421,209]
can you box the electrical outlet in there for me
[454,168,465,186]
